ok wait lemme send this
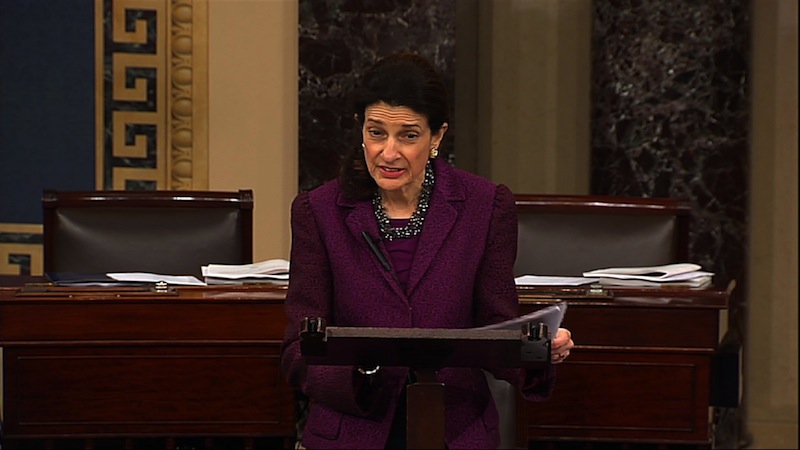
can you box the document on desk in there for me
[515,275,599,286]
[108,272,206,286]
[474,302,567,336]
[582,262,705,281]
[46,272,132,287]
[46,272,206,286]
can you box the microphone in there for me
[362,231,393,273]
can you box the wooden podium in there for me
[299,318,551,449]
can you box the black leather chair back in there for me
[43,189,254,278]
[514,194,690,277]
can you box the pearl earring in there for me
[430,147,439,158]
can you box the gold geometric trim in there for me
[0,223,43,276]
[112,111,164,159]
[112,167,165,190]
[0,223,42,234]
[95,0,209,190]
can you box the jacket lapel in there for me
[341,193,406,299]
[338,160,466,300]
[405,160,464,296]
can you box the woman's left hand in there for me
[550,327,574,364]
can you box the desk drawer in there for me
[0,301,287,341]
[521,303,720,349]
[2,345,296,437]
[526,350,712,445]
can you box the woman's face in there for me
[362,102,447,196]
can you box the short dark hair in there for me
[339,52,450,200]
[351,52,449,134]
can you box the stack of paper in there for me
[201,259,290,285]
[582,263,713,288]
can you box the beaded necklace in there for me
[372,161,434,241]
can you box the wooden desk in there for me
[0,285,296,449]
[517,284,730,448]
[0,282,729,449]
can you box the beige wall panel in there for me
[208,0,298,261]
[747,0,798,448]
[479,0,591,194]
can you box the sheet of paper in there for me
[474,302,567,336]
[596,274,713,288]
[515,275,599,286]
[107,272,206,286]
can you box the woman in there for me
[281,52,575,449]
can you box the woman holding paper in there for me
[280,52,574,449]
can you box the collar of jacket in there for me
[339,158,467,296]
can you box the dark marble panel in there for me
[591,0,750,292]
[298,0,456,192]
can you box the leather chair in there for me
[42,189,254,278]
[513,194,690,277]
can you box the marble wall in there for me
[298,0,751,297]
[590,4,752,440]
[298,0,750,294]
[297,0,456,192]
[591,0,750,307]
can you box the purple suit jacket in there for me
[281,158,555,449]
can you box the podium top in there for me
[301,325,549,369]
